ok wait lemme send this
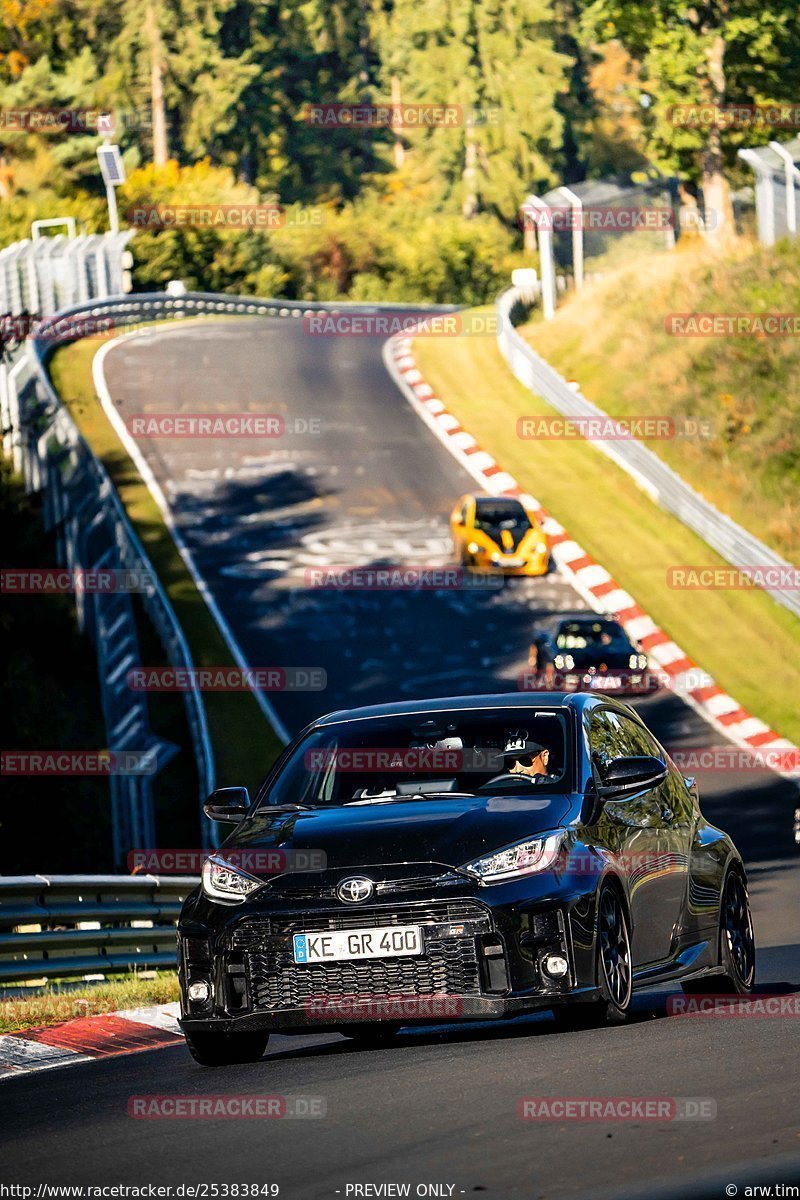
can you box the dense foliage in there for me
[1,0,797,297]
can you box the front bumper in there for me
[475,554,549,577]
[178,883,599,1033]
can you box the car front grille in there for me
[228,900,491,1013]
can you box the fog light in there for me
[188,979,211,1003]
[543,953,569,979]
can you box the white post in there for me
[523,195,556,320]
[554,185,584,290]
[738,148,775,246]
[769,141,799,236]
[106,183,120,234]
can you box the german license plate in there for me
[292,925,422,964]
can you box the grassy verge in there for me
[0,972,179,1035]
[413,328,800,744]
[48,332,284,794]
[520,239,799,561]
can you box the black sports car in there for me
[177,692,754,1065]
[528,613,659,695]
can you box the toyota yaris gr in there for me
[450,494,549,576]
[177,692,755,1065]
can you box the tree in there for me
[371,0,570,221]
[583,0,800,241]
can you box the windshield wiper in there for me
[345,791,477,805]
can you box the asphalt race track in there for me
[2,317,796,1198]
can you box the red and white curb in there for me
[382,335,799,781]
[0,1003,183,1080]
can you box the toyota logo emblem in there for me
[336,876,374,904]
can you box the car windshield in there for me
[555,620,628,651]
[473,499,531,533]
[256,708,571,809]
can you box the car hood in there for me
[221,792,580,876]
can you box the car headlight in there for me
[468,542,480,554]
[536,541,547,554]
[629,653,648,669]
[202,855,263,904]
[554,653,574,670]
[463,832,564,885]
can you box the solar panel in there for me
[97,144,126,186]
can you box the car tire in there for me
[340,1024,400,1046]
[184,1030,269,1066]
[682,869,755,996]
[552,885,632,1029]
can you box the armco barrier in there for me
[0,875,198,983]
[4,292,456,865]
[7,331,216,864]
[496,287,799,620]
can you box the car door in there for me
[617,714,693,962]
[588,708,676,967]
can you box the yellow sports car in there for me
[450,494,550,576]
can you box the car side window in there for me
[460,502,469,525]
[618,716,694,826]
[588,709,637,765]
[617,715,661,758]
[587,710,660,826]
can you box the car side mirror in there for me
[597,755,667,799]
[203,786,250,822]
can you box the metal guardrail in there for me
[5,339,216,863]
[4,291,458,865]
[738,137,799,246]
[0,875,198,982]
[496,288,799,619]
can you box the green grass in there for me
[521,239,800,561]
[0,972,180,1035]
[48,333,284,794]
[413,329,800,745]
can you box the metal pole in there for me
[769,141,799,235]
[738,148,776,246]
[523,195,556,320]
[554,185,584,290]
[106,182,120,234]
